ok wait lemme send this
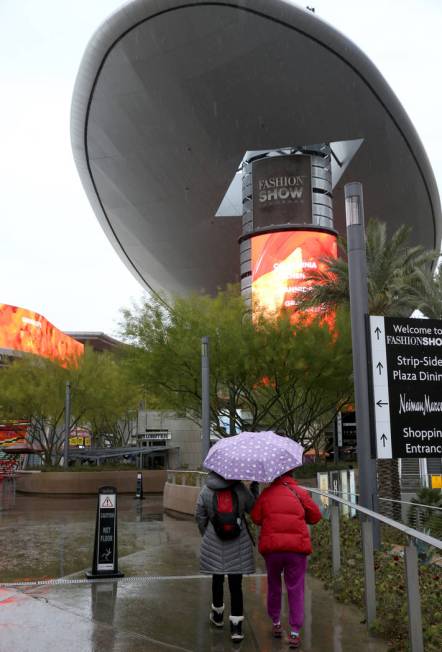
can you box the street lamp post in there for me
[345,182,380,546]
[63,381,71,469]
[201,336,210,464]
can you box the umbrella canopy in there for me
[203,431,304,483]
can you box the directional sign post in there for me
[368,316,442,459]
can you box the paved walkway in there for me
[0,495,388,651]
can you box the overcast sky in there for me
[1,0,441,336]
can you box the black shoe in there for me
[229,617,244,642]
[209,604,224,627]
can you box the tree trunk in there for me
[228,388,236,436]
[377,459,402,521]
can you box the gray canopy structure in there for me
[71,0,441,298]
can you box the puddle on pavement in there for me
[0,493,189,583]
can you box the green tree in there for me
[121,285,353,451]
[0,348,141,465]
[298,219,439,518]
[74,348,141,449]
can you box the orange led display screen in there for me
[251,229,337,321]
[0,421,29,450]
[0,304,84,366]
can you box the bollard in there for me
[330,503,341,575]
[361,518,376,626]
[405,539,424,652]
[86,486,124,579]
[134,471,145,500]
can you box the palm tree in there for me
[409,266,442,319]
[299,219,439,520]
[299,219,438,316]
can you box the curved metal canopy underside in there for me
[71,0,441,297]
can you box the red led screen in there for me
[251,230,337,321]
[0,421,42,453]
[0,421,29,450]
[0,304,84,366]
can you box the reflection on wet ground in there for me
[0,494,169,582]
[0,575,388,652]
[0,494,388,651]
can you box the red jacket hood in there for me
[250,475,321,555]
[272,474,298,486]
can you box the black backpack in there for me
[211,487,242,540]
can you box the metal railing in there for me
[300,485,442,652]
[378,495,442,535]
[318,487,442,535]
[165,470,440,650]
[400,473,442,490]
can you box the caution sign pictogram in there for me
[100,494,114,508]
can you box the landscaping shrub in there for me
[309,517,442,651]
[407,488,442,540]
[294,461,356,479]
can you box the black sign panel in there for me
[98,495,116,570]
[252,155,312,227]
[369,316,442,459]
[86,485,123,578]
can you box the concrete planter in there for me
[162,476,319,516]
[16,469,167,495]
[163,481,200,516]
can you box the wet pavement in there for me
[0,493,168,581]
[0,493,388,651]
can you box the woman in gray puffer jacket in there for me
[195,471,258,642]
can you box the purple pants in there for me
[264,552,308,630]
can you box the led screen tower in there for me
[239,145,337,319]
[71,0,441,300]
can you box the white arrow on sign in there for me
[369,316,392,459]
[374,420,392,458]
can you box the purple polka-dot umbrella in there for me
[203,431,304,482]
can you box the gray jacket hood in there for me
[205,471,237,491]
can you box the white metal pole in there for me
[201,336,210,464]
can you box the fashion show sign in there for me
[252,154,312,227]
[368,316,442,459]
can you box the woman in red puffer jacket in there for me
[251,471,321,649]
